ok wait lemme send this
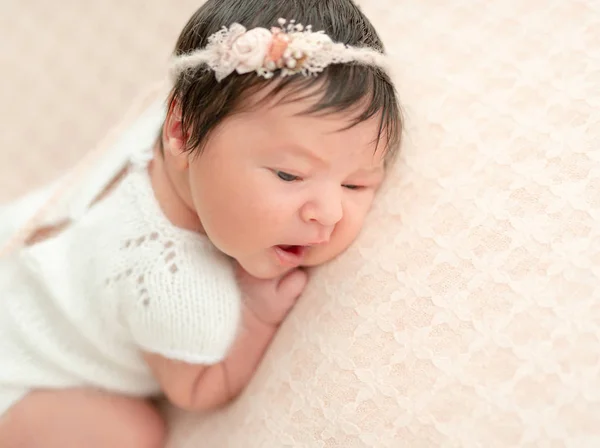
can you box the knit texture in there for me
[2,0,600,445]
[0,147,242,415]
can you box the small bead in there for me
[286,59,297,69]
[266,61,277,71]
[293,50,303,59]
[296,24,304,32]
[278,18,286,26]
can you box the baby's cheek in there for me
[303,243,344,267]
[302,223,357,267]
[333,216,366,253]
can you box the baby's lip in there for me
[273,245,307,267]
[284,239,328,247]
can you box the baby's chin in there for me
[235,257,293,280]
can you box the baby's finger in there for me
[276,268,308,302]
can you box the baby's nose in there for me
[300,190,343,227]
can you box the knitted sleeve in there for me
[122,239,242,365]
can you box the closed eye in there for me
[275,170,301,182]
[343,184,364,190]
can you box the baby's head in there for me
[161,0,402,279]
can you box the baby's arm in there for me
[143,267,308,411]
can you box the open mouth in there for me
[274,245,307,266]
[278,245,304,255]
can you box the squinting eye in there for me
[276,171,300,182]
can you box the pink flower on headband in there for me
[267,32,290,65]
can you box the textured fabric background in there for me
[2,0,600,447]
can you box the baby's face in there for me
[187,93,386,279]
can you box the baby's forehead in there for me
[249,122,385,171]
[243,93,383,135]
[232,84,390,161]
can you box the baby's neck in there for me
[148,141,205,234]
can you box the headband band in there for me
[170,18,388,82]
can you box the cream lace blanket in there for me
[1,0,598,446]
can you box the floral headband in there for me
[170,18,388,82]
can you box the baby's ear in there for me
[164,100,189,169]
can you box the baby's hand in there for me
[235,266,308,326]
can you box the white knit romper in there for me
[0,144,242,416]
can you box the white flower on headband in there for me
[229,27,273,75]
[170,18,387,82]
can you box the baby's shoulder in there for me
[121,230,242,364]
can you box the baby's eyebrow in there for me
[354,165,385,176]
[286,145,328,167]
[280,145,385,176]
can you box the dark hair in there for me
[167,0,402,161]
